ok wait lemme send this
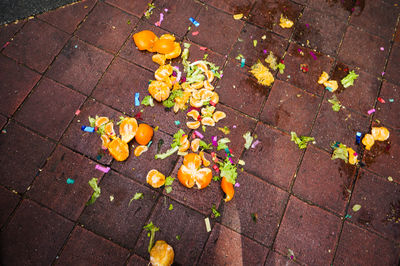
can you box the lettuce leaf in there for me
[243,131,253,149]
[143,222,159,253]
[163,89,183,108]
[219,159,237,184]
[86,178,101,205]
[171,129,186,148]
[341,70,359,88]
[141,95,154,107]
[277,63,285,74]
[199,140,212,150]
[217,138,231,151]
[331,142,349,163]
[328,95,341,112]
[290,132,314,149]
[154,146,179,159]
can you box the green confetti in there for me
[168,203,173,210]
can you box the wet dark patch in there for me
[331,62,350,94]
[357,208,374,226]
[384,200,400,225]
[329,0,365,15]
[338,161,356,200]
[363,140,391,166]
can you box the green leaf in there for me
[341,70,359,88]
[243,131,253,149]
[165,176,175,186]
[171,129,186,148]
[331,142,349,163]
[211,204,221,218]
[116,116,126,126]
[277,63,285,74]
[154,146,179,160]
[163,89,183,108]
[141,95,154,107]
[165,186,172,194]
[290,132,314,149]
[168,204,173,210]
[88,116,96,127]
[199,140,212,150]
[217,138,231,151]
[328,95,341,112]
[219,159,237,184]
[176,235,181,240]
[143,222,159,253]
[86,178,101,205]
[212,176,221,181]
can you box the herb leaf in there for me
[141,95,154,107]
[211,205,221,218]
[86,178,101,205]
[290,132,314,149]
[143,222,159,253]
[219,159,237,184]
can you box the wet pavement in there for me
[0,0,400,265]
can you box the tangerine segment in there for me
[201,106,215,117]
[134,145,148,157]
[177,165,196,188]
[108,137,129,161]
[119,117,138,143]
[212,111,226,123]
[95,116,110,127]
[149,80,171,102]
[155,64,173,81]
[186,121,201,129]
[196,62,208,72]
[165,42,181,59]
[199,151,210,167]
[152,53,166,65]
[201,117,215,127]
[203,80,214,91]
[159,34,176,41]
[205,70,214,83]
[100,134,110,149]
[362,133,375,150]
[191,138,200,152]
[221,176,234,202]
[371,127,390,141]
[150,240,174,266]
[210,92,219,104]
[135,124,154,145]
[190,81,204,90]
[153,39,175,54]
[104,122,116,137]
[146,169,166,188]
[190,97,203,108]
[178,135,190,152]
[133,30,157,51]
[194,167,212,189]
[187,110,200,120]
[183,153,202,169]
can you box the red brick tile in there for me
[330,62,380,115]
[0,199,74,265]
[126,254,149,266]
[0,20,26,49]
[277,42,335,96]
[79,171,157,248]
[334,222,400,265]
[311,99,370,151]
[112,129,178,187]
[55,226,129,265]
[293,145,356,215]
[2,19,69,73]
[275,196,342,265]
[187,5,244,55]
[248,0,303,39]
[14,77,86,140]
[363,128,400,182]
[106,0,149,17]
[230,22,288,68]
[134,197,210,265]
[61,99,122,164]
[0,122,55,193]
[293,7,347,56]
[350,0,399,40]
[216,59,268,117]
[176,40,226,67]
[205,0,255,16]
[0,186,20,227]
[241,122,302,190]
[220,171,288,245]
[265,251,298,265]
[46,37,113,95]
[0,115,7,128]
[76,2,138,53]
[260,79,320,135]
[338,26,390,76]
[0,54,41,116]
[28,145,104,220]
[349,170,400,242]
[375,81,400,129]
[198,223,269,265]
[385,44,400,87]
[92,57,152,114]
[307,0,352,20]
[395,25,400,44]
[38,0,97,34]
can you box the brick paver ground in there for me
[1,0,400,265]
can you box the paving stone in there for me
[220,171,288,246]
[0,199,74,266]
[198,223,269,265]
[61,98,122,165]
[46,37,113,95]
[330,62,380,115]
[92,57,153,114]
[395,25,400,44]
[38,0,97,34]
[0,115,7,128]
[134,197,209,265]
[55,226,129,265]
[293,145,356,215]
[79,171,157,248]
[2,19,69,73]
[0,122,55,193]
[166,156,223,216]
[349,0,399,40]
[126,254,149,266]
[307,0,352,20]
[230,22,288,68]
[363,126,400,182]
[311,98,370,151]
[105,0,149,17]
[385,44,400,86]
[216,59,268,118]
[248,0,303,39]
[338,26,390,76]
[375,81,400,129]
[205,0,255,16]
[293,7,347,56]
[0,186,20,228]
[187,5,244,55]
[14,77,86,141]
[334,222,400,265]
[28,145,104,220]
[265,251,298,265]
[274,196,342,265]
[241,122,302,190]
[0,20,26,49]
[146,0,202,38]
[277,42,335,96]
[0,54,41,116]
[75,2,138,54]
[260,79,320,135]
[177,40,226,67]
[349,169,400,242]
[112,129,178,186]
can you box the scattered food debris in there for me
[233,13,243,20]
[87,178,101,205]
[279,14,294,28]
[352,204,361,212]
[290,132,314,149]
[66,178,75,184]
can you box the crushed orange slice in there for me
[221,176,234,202]
[371,127,390,141]
[134,145,148,156]
[100,134,110,149]
[95,116,109,128]
[153,38,175,54]
[150,240,174,266]
[149,80,171,102]
[155,64,173,81]
[119,117,138,143]
[362,133,375,150]
[191,138,200,152]
[104,122,116,137]
[146,169,166,188]
[108,137,129,161]
[190,81,204,90]
[178,153,212,189]
[212,111,226,122]
[165,42,181,59]
[201,106,215,117]
[318,71,330,84]
[202,117,215,126]
[186,121,201,129]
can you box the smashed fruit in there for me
[119,117,138,143]
[134,145,148,157]
[150,240,174,266]
[371,127,390,141]
[362,133,375,151]
[108,137,129,161]
[177,153,212,189]
[146,169,166,188]
[149,80,171,102]
[221,176,234,202]
[133,30,157,51]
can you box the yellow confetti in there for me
[388,176,393,182]
[233,13,243,20]
[261,35,266,40]
[204,217,211,232]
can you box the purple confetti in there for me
[305,23,309,28]
[380,47,384,51]
[228,157,234,164]
[263,49,267,54]
[212,136,218,147]
[95,165,110,173]
[155,13,164,27]
[194,130,204,139]
[234,183,240,188]
[309,51,317,60]
[232,125,237,128]
[251,140,260,149]
[367,108,376,115]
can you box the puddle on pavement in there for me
[331,62,350,94]
[338,160,356,200]
[363,139,391,167]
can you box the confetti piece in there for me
[263,49,267,54]
[2,41,10,48]
[211,152,218,162]
[388,176,393,182]
[189,17,200,27]
[66,178,75,184]
[344,214,352,219]
[110,195,114,201]
[389,98,394,102]
[309,51,317,60]
[228,157,234,164]
[355,132,362,145]
[382,72,385,76]
[233,125,237,128]
[234,183,240,188]
[204,217,211,232]
[199,47,207,51]
[155,13,164,27]
[377,97,385,103]
[74,45,78,48]
[251,139,260,149]
[352,204,361,212]
[174,120,181,125]
[233,13,243,20]
[380,47,384,51]
[147,140,153,148]
[212,136,218,147]
[253,40,257,47]
[135,92,140,106]
[95,164,110,173]
[81,126,95,132]
[261,35,266,40]
[367,108,376,115]
[194,130,204,139]
[75,110,81,115]
[192,31,199,36]
[240,58,245,68]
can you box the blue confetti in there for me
[66,178,75,184]
[344,214,352,219]
[325,87,333,92]
[135,92,140,106]
[189,17,200,27]
[240,58,245,68]
[224,147,230,154]
[174,120,181,125]
[389,98,394,102]
[355,132,362,145]
[147,140,153,148]
[81,126,95,132]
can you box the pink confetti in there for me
[377,97,385,103]
[380,47,384,51]
[234,183,240,188]
[2,41,10,49]
[155,13,164,27]
[228,157,234,164]
[309,51,317,60]
[192,31,199,36]
[199,47,207,51]
[95,165,110,173]
[75,110,81,115]
[233,125,237,128]
[212,136,218,147]
[251,140,260,149]
[367,108,376,115]
[263,49,267,54]
[305,23,309,28]
[194,130,204,139]
[298,48,302,53]
[381,72,385,76]
[164,8,168,12]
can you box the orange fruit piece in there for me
[187,109,200,120]
[183,153,202,169]
[362,133,375,150]
[179,135,190,152]
[205,70,214,83]
[165,42,181,59]
[153,39,175,54]
[190,97,203,108]
[134,145,148,157]
[159,34,175,41]
[146,169,166,188]
[201,117,215,126]
[191,138,200,152]
[190,81,204,90]
[186,121,201,129]
[133,30,157,51]
[152,53,166,65]
[150,240,174,266]
[178,153,212,189]
[155,64,173,81]
[196,62,208,72]
[104,122,116,137]
[210,92,219,104]
[201,106,215,117]
[100,134,110,149]
[347,147,358,165]
[135,124,154,145]
[119,117,138,143]
[194,168,212,189]
[212,111,226,122]
[221,176,234,202]
[199,89,213,101]
[108,137,129,161]
[95,116,109,127]
[149,80,171,102]
[199,151,210,167]
[371,127,390,141]
[203,80,214,91]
